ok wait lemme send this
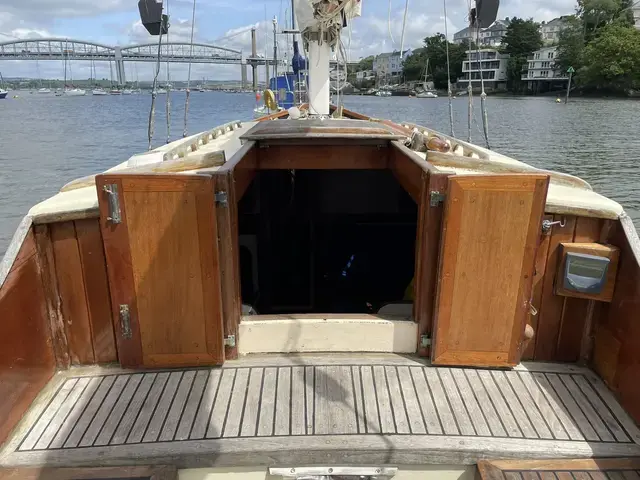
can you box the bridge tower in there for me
[114,47,126,85]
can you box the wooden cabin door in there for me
[431,174,549,367]
[96,173,224,368]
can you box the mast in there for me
[301,0,361,115]
[273,16,278,100]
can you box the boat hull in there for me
[0,91,8,99]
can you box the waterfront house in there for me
[521,46,569,93]
[458,48,509,91]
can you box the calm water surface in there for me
[1,92,639,256]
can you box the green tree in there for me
[501,18,543,91]
[555,15,584,73]
[579,23,640,92]
[578,0,634,41]
[402,34,468,88]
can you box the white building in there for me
[453,19,510,46]
[540,16,569,45]
[521,46,569,92]
[633,6,640,29]
[372,50,412,81]
[356,70,375,81]
[453,26,478,45]
[458,49,509,90]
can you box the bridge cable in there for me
[183,0,197,138]
[474,24,491,149]
[147,13,165,150]
[443,0,455,138]
[165,0,172,144]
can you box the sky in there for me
[0,0,576,82]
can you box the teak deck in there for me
[1,356,639,469]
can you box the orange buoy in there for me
[256,92,262,101]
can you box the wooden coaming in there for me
[0,229,56,445]
[478,458,640,480]
[592,214,640,424]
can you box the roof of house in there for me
[375,49,411,59]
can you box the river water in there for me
[1,92,639,256]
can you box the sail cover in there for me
[294,0,362,33]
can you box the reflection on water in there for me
[1,93,639,256]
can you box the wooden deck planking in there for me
[141,372,182,443]
[174,370,209,441]
[290,367,306,435]
[463,369,505,437]
[5,363,640,468]
[208,368,238,438]
[159,371,195,441]
[110,373,157,445]
[222,368,250,437]
[125,372,169,444]
[94,374,143,446]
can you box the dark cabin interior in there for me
[237,169,418,315]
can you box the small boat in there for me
[110,89,122,95]
[253,104,284,118]
[0,72,8,99]
[374,90,391,97]
[416,90,438,98]
[38,88,51,94]
[64,88,86,96]
[122,89,133,95]
[92,88,108,96]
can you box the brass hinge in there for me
[215,191,228,206]
[430,191,445,207]
[224,335,236,347]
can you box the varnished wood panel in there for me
[0,466,177,480]
[592,216,640,423]
[97,176,143,368]
[432,174,549,367]
[522,214,553,360]
[231,143,257,201]
[215,172,241,359]
[75,219,116,363]
[0,231,56,445]
[50,222,95,365]
[478,458,640,480]
[388,143,425,203]
[415,170,450,357]
[34,225,70,368]
[257,144,388,170]
[554,217,605,362]
[533,215,577,361]
[97,174,224,368]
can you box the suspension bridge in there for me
[0,37,358,86]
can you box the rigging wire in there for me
[475,26,491,149]
[147,13,165,150]
[387,0,395,46]
[443,0,455,137]
[165,0,172,144]
[183,0,197,138]
[465,0,474,142]
[399,0,410,56]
